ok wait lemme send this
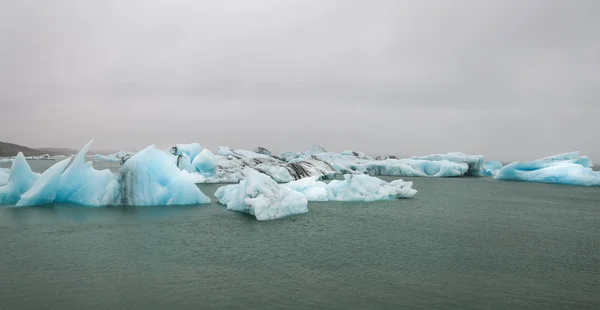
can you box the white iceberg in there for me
[215,168,308,220]
[326,174,417,202]
[56,140,114,206]
[193,147,336,183]
[282,177,329,201]
[410,153,484,175]
[94,151,133,163]
[0,153,40,205]
[481,160,503,176]
[173,153,195,173]
[16,157,72,207]
[494,152,600,186]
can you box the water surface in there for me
[0,161,599,309]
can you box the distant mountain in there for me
[0,141,75,157]
[36,147,79,155]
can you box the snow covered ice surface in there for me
[215,168,308,221]
[0,141,212,206]
[494,152,600,186]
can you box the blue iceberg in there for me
[56,140,114,206]
[481,160,503,176]
[1,141,212,206]
[103,145,211,206]
[215,168,308,220]
[0,153,40,205]
[494,152,600,186]
[16,157,72,207]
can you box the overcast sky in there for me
[1,0,598,161]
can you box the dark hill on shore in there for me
[0,141,76,157]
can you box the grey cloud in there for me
[0,0,598,161]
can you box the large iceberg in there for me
[215,168,308,220]
[342,159,469,177]
[16,157,71,207]
[192,147,336,183]
[1,141,212,206]
[494,152,600,186]
[103,145,211,206]
[0,153,40,205]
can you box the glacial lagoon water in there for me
[0,160,599,309]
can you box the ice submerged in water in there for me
[0,141,211,206]
[494,152,600,186]
[215,168,308,221]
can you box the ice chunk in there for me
[411,153,484,175]
[94,154,121,162]
[173,153,194,173]
[327,174,417,202]
[56,140,114,206]
[16,157,72,207]
[170,143,202,161]
[494,152,600,186]
[215,168,308,220]
[103,145,211,205]
[282,177,329,201]
[481,160,503,176]
[0,153,40,205]
[192,149,217,174]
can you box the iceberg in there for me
[94,151,133,163]
[173,153,195,173]
[56,140,114,206]
[481,160,503,176]
[0,153,40,205]
[192,149,217,174]
[103,145,211,206]
[327,174,417,202]
[192,147,336,183]
[1,141,212,206]
[170,143,202,162]
[282,177,329,201]
[494,152,600,186]
[214,168,308,220]
[410,153,484,175]
[16,157,72,207]
[342,159,469,177]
